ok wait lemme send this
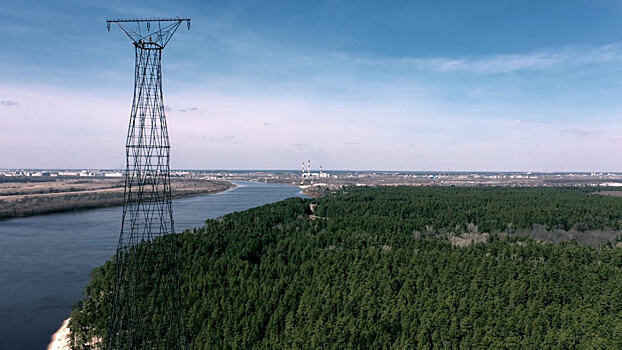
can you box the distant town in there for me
[3,168,622,189]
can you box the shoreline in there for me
[47,318,70,350]
[0,179,235,220]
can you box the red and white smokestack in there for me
[320,165,323,178]
[302,161,305,178]
[308,160,311,178]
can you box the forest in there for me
[69,186,622,348]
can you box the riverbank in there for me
[0,178,234,219]
[47,318,70,350]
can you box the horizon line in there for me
[2,168,622,174]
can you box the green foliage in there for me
[69,261,115,348]
[315,186,622,234]
[70,187,622,348]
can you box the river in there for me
[0,181,305,350]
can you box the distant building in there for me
[104,172,124,177]
[32,171,51,177]
[79,170,104,177]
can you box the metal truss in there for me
[106,18,190,350]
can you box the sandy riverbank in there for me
[47,318,70,350]
[0,178,234,219]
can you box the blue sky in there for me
[2,1,622,171]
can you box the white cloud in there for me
[392,44,622,74]
[564,128,600,136]
[3,34,622,171]
[2,82,621,172]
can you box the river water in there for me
[0,181,305,350]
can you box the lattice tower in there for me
[106,17,190,350]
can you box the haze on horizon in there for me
[1,1,622,172]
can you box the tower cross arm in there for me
[107,18,191,48]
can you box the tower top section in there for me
[107,17,191,49]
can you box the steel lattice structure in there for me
[106,17,190,349]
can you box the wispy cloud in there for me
[182,28,622,110]
[401,45,622,74]
[349,44,622,75]
[565,128,600,136]
[1,100,18,106]
[177,107,199,112]
[291,143,308,149]
[2,17,621,171]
